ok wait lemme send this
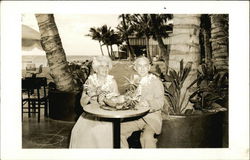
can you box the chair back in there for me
[22,77,47,90]
[22,78,41,90]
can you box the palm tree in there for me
[99,25,114,59]
[35,14,76,92]
[150,14,173,74]
[86,27,104,55]
[117,14,135,61]
[130,14,153,63]
[200,14,212,63]
[209,14,228,72]
[105,28,117,60]
[110,32,123,59]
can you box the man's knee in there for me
[140,126,157,148]
[141,130,155,141]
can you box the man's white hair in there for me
[134,56,150,66]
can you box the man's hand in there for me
[137,100,149,108]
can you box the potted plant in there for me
[156,60,228,148]
[48,60,92,121]
[188,61,228,112]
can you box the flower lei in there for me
[88,74,113,92]
[135,73,157,98]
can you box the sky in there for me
[22,14,120,56]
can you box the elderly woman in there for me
[120,57,165,148]
[69,56,120,148]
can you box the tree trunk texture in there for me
[35,14,76,92]
[99,41,104,56]
[203,29,212,63]
[117,44,120,60]
[110,45,115,60]
[156,35,169,74]
[170,14,201,112]
[150,14,170,74]
[106,45,111,58]
[209,14,228,72]
[122,14,135,61]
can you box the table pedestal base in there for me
[113,119,120,148]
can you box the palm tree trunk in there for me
[203,29,212,63]
[150,14,170,73]
[122,14,135,61]
[99,41,104,55]
[35,14,76,92]
[156,35,169,74]
[209,14,228,72]
[106,45,111,58]
[110,45,115,60]
[117,44,121,60]
[145,36,152,63]
[170,14,201,112]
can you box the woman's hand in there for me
[97,91,108,105]
[80,92,91,106]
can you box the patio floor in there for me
[22,110,75,148]
[22,108,228,148]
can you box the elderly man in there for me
[121,57,165,148]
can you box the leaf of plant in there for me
[181,62,192,82]
[169,69,178,81]
[165,94,176,112]
[165,74,174,82]
[187,77,199,89]
[180,59,184,77]
[201,63,207,75]
[213,73,220,85]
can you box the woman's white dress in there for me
[69,74,119,148]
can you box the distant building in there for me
[126,34,173,59]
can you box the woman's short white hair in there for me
[92,56,113,72]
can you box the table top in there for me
[83,104,150,119]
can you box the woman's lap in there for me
[70,113,113,148]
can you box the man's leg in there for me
[140,125,157,148]
[120,119,145,148]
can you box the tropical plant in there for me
[105,30,121,60]
[68,60,93,92]
[86,27,104,55]
[129,14,153,63]
[35,14,77,92]
[188,61,228,112]
[166,14,202,113]
[160,60,193,115]
[117,14,135,61]
[149,14,173,74]
[99,25,118,60]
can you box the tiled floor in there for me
[22,109,142,149]
[22,109,75,148]
[22,108,228,148]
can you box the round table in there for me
[83,104,150,148]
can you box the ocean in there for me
[22,55,94,69]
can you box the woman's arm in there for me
[80,77,98,106]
